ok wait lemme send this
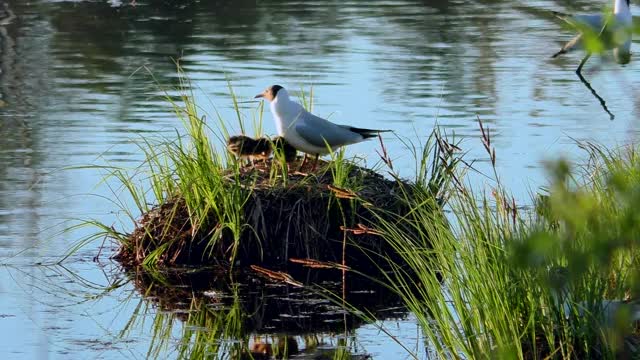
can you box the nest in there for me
[115,158,412,271]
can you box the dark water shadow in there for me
[119,265,407,359]
[2,257,408,358]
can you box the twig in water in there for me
[576,13,610,75]
[250,265,303,287]
[340,223,383,236]
[576,70,615,120]
[576,52,592,75]
[289,258,350,271]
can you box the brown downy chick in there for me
[272,136,297,162]
[227,135,272,163]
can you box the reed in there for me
[371,124,640,359]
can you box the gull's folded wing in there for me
[295,113,361,149]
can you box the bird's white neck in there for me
[614,0,631,15]
[270,89,303,136]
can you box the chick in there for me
[226,135,272,163]
[272,136,297,163]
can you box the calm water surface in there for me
[1,0,639,358]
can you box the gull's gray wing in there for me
[294,111,361,148]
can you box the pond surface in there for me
[1,0,639,358]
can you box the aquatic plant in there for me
[372,122,640,359]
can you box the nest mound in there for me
[116,158,413,270]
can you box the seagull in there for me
[551,0,632,73]
[254,85,391,170]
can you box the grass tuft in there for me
[373,123,640,359]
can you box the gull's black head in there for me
[255,85,285,102]
[270,85,283,96]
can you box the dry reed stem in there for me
[340,223,383,236]
[250,265,303,287]
[289,258,350,271]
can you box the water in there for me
[1,0,639,358]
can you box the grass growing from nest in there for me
[130,75,254,266]
[371,123,640,359]
[64,73,262,265]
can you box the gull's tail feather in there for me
[344,126,392,139]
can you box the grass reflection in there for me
[114,266,401,359]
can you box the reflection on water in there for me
[121,267,405,359]
[0,0,639,357]
[577,71,616,120]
